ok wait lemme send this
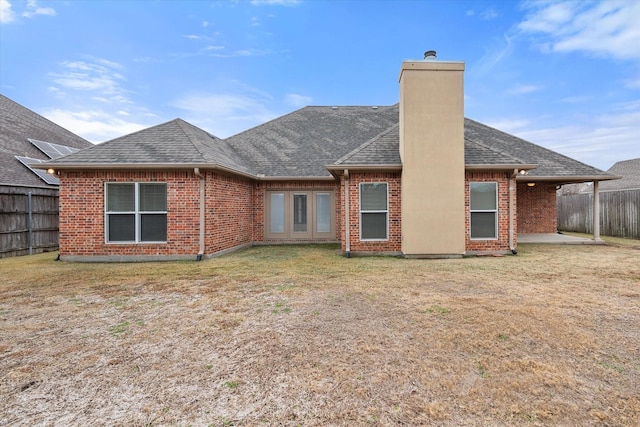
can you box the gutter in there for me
[194,168,206,261]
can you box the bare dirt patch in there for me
[1,244,639,426]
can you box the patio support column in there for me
[592,180,602,242]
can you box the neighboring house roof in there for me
[599,158,640,191]
[0,94,92,187]
[48,118,254,177]
[41,104,616,183]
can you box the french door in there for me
[265,190,335,239]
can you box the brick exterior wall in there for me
[57,168,559,260]
[517,182,558,233]
[206,172,254,253]
[465,171,514,253]
[340,171,402,254]
[59,170,201,257]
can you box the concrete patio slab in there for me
[518,233,603,245]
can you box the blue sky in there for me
[1,0,639,171]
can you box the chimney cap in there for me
[424,50,437,60]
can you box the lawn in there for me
[1,242,639,426]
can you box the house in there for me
[39,58,617,261]
[0,94,92,257]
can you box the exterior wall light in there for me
[519,170,528,175]
[47,168,55,175]
[527,182,536,187]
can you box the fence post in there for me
[28,192,33,255]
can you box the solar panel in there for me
[29,139,80,159]
[15,156,60,185]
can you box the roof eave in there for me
[326,164,403,172]
[465,163,538,171]
[256,175,337,181]
[517,175,622,184]
[33,162,257,180]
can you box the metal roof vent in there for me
[424,50,437,61]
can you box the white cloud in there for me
[49,59,129,103]
[487,102,640,170]
[250,0,300,6]
[284,93,312,108]
[519,1,640,60]
[507,84,542,95]
[480,9,498,20]
[22,0,55,18]
[171,92,279,138]
[0,0,16,23]
[42,109,147,143]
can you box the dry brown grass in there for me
[1,243,639,426]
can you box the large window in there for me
[106,182,167,243]
[470,182,497,239]
[360,183,388,240]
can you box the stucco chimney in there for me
[398,54,465,256]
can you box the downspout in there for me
[509,170,517,254]
[194,168,206,261]
[344,169,351,258]
[593,180,602,242]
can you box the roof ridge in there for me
[464,135,525,164]
[174,119,219,162]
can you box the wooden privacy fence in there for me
[0,185,60,258]
[557,189,640,238]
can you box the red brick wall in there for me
[253,180,341,243]
[340,171,402,253]
[517,182,558,233]
[465,171,513,252]
[206,172,254,253]
[59,170,200,257]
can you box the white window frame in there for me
[469,181,498,240]
[359,182,389,241]
[105,182,167,243]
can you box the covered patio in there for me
[518,233,604,245]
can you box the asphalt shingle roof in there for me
[41,103,614,182]
[49,118,253,176]
[225,105,399,177]
[600,158,640,190]
[463,119,613,179]
[0,94,91,187]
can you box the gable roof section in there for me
[225,105,399,178]
[44,118,254,177]
[0,94,91,187]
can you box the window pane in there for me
[361,183,387,211]
[316,193,331,233]
[362,212,387,239]
[270,193,285,234]
[141,214,167,241]
[140,183,167,211]
[108,214,135,241]
[107,183,134,212]
[470,182,497,210]
[293,194,307,232]
[471,212,497,239]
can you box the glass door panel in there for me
[293,193,308,233]
[270,193,285,234]
[316,192,331,233]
